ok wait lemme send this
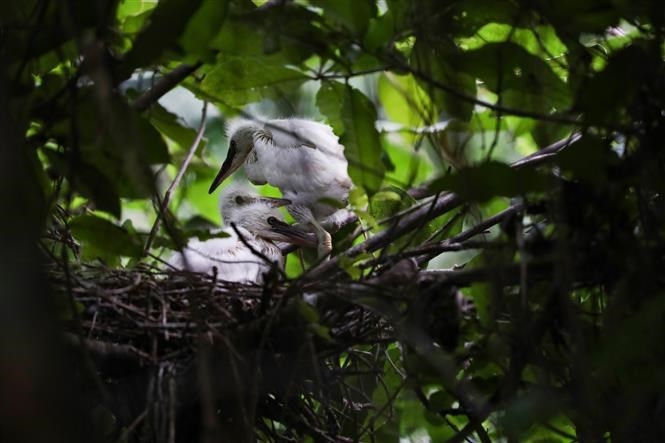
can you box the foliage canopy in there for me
[2,0,665,442]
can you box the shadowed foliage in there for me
[2,0,665,442]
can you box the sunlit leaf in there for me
[449,42,572,114]
[316,82,385,195]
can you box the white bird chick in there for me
[208,117,354,257]
[167,182,316,283]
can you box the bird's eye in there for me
[267,216,278,225]
[235,195,244,204]
[230,139,237,148]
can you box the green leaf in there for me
[179,0,230,62]
[411,40,477,121]
[117,0,158,20]
[120,0,205,76]
[555,135,615,184]
[49,90,169,202]
[316,82,385,195]
[70,214,144,260]
[370,188,407,220]
[539,0,620,34]
[43,149,122,218]
[200,56,308,106]
[429,161,549,202]
[311,0,377,34]
[574,45,651,126]
[228,2,327,63]
[449,42,572,114]
[461,24,567,60]
[378,73,432,129]
[147,103,206,152]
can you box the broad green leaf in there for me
[364,10,401,52]
[378,73,432,129]
[449,42,572,114]
[200,56,308,106]
[120,0,204,76]
[461,24,567,60]
[574,45,651,126]
[555,135,616,184]
[117,0,158,20]
[179,0,230,62]
[370,188,407,220]
[411,40,477,121]
[429,161,549,202]
[311,0,376,35]
[147,103,206,152]
[70,214,144,260]
[232,2,328,63]
[316,82,385,195]
[539,0,620,34]
[43,149,122,218]
[49,90,169,202]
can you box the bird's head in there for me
[219,182,317,247]
[209,118,267,194]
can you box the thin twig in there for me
[144,102,208,253]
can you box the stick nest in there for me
[49,261,398,442]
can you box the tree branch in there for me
[306,133,580,278]
[131,62,203,112]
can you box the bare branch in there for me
[131,62,203,112]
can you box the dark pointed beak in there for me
[208,145,238,194]
[258,196,291,208]
[265,218,318,247]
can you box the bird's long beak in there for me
[263,219,318,247]
[209,144,246,194]
[256,196,292,208]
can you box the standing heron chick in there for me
[167,182,316,283]
[208,117,353,257]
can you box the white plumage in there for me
[167,182,315,283]
[208,117,353,257]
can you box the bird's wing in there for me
[267,119,347,160]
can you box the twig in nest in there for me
[144,102,208,253]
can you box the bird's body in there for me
[166,227,283,283]
[209,117,353,256]
[167,182,316,283]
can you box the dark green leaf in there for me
[540,0,620,34]
[575,45,652,126]
[147,103,206,152]
[429,161,549,201]
[200,56,308,106]
[555,136,615,184]
[179,1,230,62]
[449,42,572,114]
[120,0,205,76]
[70,214,144,259]
[311,0,376,34]
[412,40,477,121]
[233,2,328,62]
